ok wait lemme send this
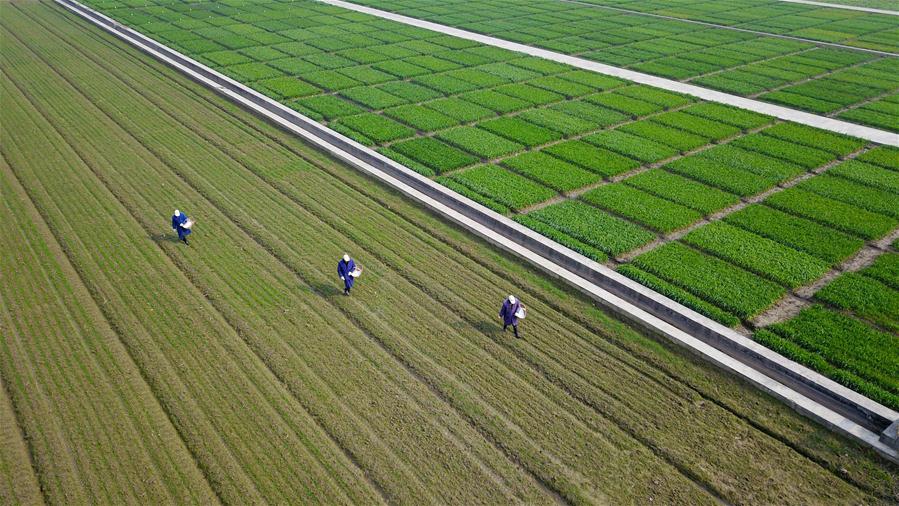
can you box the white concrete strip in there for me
[321,0,899,146]
[56,0,899,462]
[556,0,899,56]
[776,0,899,15]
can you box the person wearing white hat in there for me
[337,253,357,295]
[499,294,524,338]
[171,209,192,245]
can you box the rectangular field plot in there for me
[525,200,655,256]
[447,164,556,210]
[623,169,739,214]
[682,222,830,288]
[501,152,600,191]
[816,272,899,333]
[756,306,899,411]
[765,188,897,240]
[724,205,865,264]
[581,184,702,233]
[630,242,785,320]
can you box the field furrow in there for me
[0,371,43,506]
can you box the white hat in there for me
[174,209,181,216]
[508,295,516,304]
[343,254,350,262]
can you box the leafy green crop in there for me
[664,157,774,196]
[683,222,829,288]
[528,201,654,256]
[624,169,738,214]
[384,104,458,131]
[725,205,863,264]
[816,273,899,332]
[582,184,702,233]
[543,141,640,177]
[761,123,865,156]
[390,137,477,173]
[438,126,524,158]
[516,109,595,136]
[699,145,804,183]
[585,130,678,163]
[681,103,773,130]
[797,174,899,219]
[502,152,599,192]
[617,265,741,327]
[423,97,495,122]
[862,253,899,291]
[651,111,740,140]
[829,160,899,195]
[732,134,834,169]
[333,113,414,144]
[765,188,897,240]
[449,165,556,210]
[631,243,785,319]
[619,121,709,153]
[479,117,562,147]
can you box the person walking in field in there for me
[337,253,359,295]
[171,209,193,245]
[500,295,525,338]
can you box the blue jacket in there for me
[172,213,191,239]
[338,258,356,289]
[500,299,521,326]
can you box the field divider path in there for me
[774,0,899,15]
[54,0,899,463]
[552,0,899,54]
[320,0,898,145]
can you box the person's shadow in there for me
[307,280,342,298]
[150,232,180,243]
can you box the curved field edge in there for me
[2,1,897,502]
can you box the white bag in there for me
[183,219,194,229]
[350,265,363,278]
[514,305,527,319]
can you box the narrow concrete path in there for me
[775,0,899,15]
[556,0,899,56]
[320,0,899,147]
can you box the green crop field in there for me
[1,0,898,503]
[72,0,899,410]
[344,0,899,131]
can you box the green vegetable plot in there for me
[343,0,899,127]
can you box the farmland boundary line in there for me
[551,0,899,55]
[318,0,898,145]
[55,0,899,463]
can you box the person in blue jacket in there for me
[171,209,191,245]
[337,254,356,295]
[499,295,522,338]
